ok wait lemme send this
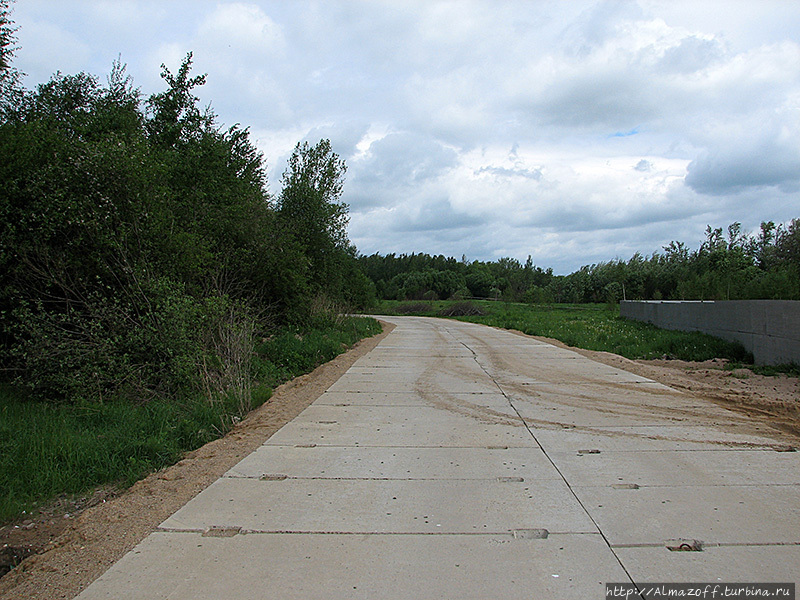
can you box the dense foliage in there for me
[359,253,554,302]
[0,7,375,405]
[360,220,800,304]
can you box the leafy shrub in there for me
[394,302,433,314]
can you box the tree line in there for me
[359,220,800,304]
[3,1,798,406]
[358,253,553,302]
[0,2,374,404]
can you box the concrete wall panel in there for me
[620,300,800,365]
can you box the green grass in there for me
[374,300,753,363]
[0,316,381,524]
[255,317,382,385]
[725,362,800,378]
[0,388,246,522]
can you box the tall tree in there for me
[0,0,22,119]
[278,139,349,296]
[145,52,208,148]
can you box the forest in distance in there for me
[358,219,800,305]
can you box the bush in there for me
[7,275,265,405]
[394,302,434,314]
[437,301,488,317]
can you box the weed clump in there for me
[437,302,488,317]
[394,302,433,315]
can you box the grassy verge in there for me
[724,362,800,378]
[374,300,753,363]
[0,316,381,524]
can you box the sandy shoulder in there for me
[515,330,800,440]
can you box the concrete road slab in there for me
[513,401,698,428]
[316,390,514,410]
[77,531,629,600]
[505,380,700,405]
[361,348,475,358]
[422,370,504,393]
[225,445,562,480]
[345,366,424,377]
[326,370,502,395]
[264,405,533,447]
[331,372,425,385]
[531,425,782,452]
[160,477,598,534]
[615,545,800,583]
[512,399,773,430]
[495,360,657,384]
[75,316,800,599]
[324,378,421,393]
[303,398,519,422]
[549,448,800,487]
[574,483,800,545]
[412,393,520,418]
[315,390,430,406]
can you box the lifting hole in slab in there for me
[513,529,549,540]
[202,526,242,538]
[666,539,703,552]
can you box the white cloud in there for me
[15,19,91,84]
[198,2,285,56]
[9,0,800,273]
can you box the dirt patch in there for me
[0,322,395,600]
[514,331,800,441]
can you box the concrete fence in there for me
[620,300,800,365]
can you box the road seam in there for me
[446,327,641,586]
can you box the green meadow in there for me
[375,300,753,363]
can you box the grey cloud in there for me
[302,122,370,161]
[351,133,458,188]
[686,143,800,195]
[560,0,645,54]
[390,199,483,233]
[634,159,651,172]
[513,187,712,235]
[345,132,458,211]
[535,76,655,129]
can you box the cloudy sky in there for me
[9,0,800,274]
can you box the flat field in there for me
[375,300,753,363]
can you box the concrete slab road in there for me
[76,316,800,600]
